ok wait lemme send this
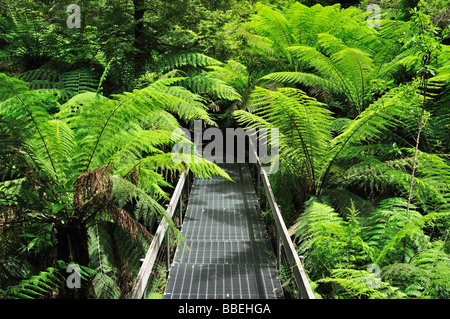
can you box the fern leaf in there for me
[159,53,222,71]
[319,268,407,299]
[93,272,120,299]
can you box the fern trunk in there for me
[55,220,90,298]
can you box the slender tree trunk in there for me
[406,53,430,217]
[404,51,430,262]
[133,0,147,77]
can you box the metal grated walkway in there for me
[163,163,284,299]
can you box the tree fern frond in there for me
[60,69,99,98]
[321,188,376,220]
[111,176,171,230]
[0,261,95,299]
[207,60,249,95]
[159,53,223,71]
[0,75,60,178]
[248,3,294,63]
[288,44,350,88]
[364,197,422,251]
[235,85,334,194]
[318,268,407,299]
[57,92,109,118]
[176,73,241,101]
[92,271,120,299]
[375,210,450,266]
[317,85,416,192]
[146,78,215,126]
[88,223,115,274]
[15,68,99,102]
[261,71,336,93]
[113,225,147,281]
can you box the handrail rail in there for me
[249,140,315,299]
[128,169,188,299]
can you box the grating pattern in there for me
[163,163,284,299]
[173,240,274,265]
[164,264,282,299]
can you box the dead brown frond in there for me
[117,263,134,298]
[110,207,153,243]
[73,166,113,218]
[73,166,152,242]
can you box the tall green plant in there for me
[233,83,414,203]
[0,72,229,298]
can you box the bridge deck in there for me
[163,163,284,299]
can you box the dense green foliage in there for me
[0,0,449,299]
[234,1,450,299]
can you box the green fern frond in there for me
[92,271,120,299]
[294,197,346,279]
[207,60,249,95]
[375,210,450,266]
[364,197,421,249]
[111,175,174,232]
[180,73,242,101]
[15,68,99,102]
[236,86,333,173]
[147,78,214,126]
[262,71,335,92]
[113,225,147,280]
[87,223,121,299]
[247,3,294,64]
[320,188,376,220]
[88,223,115,274]
[159,53,223,71]
[60,69,98,98]
[0,261,95,299]
[317,85,416,192]
[57,92,109,118]
[319,268,407,299]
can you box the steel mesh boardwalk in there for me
[163,163,284,299]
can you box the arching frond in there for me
[158,53,223,71]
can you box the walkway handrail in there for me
[249,140,315,299]
[128,169,189,299]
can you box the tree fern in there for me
[0,71,230,298]
[0,7,59,69]
[234,83,413,201]
[245,2,378,74]
[264,34,376,115]
[145,53,243,113]
[234,86,333,195]
[316,84,418,193]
